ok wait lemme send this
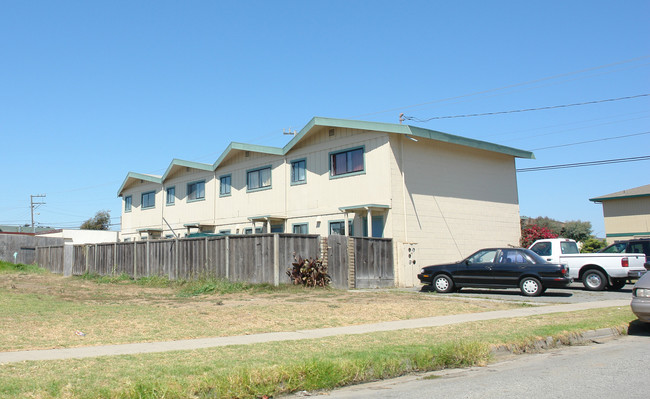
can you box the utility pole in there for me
[30,194,46,233]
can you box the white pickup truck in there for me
[529,238,646,291]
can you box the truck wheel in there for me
[608,278,626,291]
[520,277,543,296]
[582,270,607,291]
[433,274,454,293]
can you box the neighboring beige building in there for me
[36,229,119,245]
[590,184,650,243]
[118,117,533,286]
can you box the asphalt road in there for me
[417,281,635,303]
[304,324,650,399]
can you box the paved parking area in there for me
[416,281,634,304]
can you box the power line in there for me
[531,131,650,151]
[348,55,650,119]
[516,156,650,172]
[402,94,650,122]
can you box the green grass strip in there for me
[0,307,634,399]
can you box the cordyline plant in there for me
[286,254,331,287]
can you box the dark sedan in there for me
[418,248,571,296]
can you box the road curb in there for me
[491,325,627,357]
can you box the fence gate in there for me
[327,234,349,289]
[354,237,394,288]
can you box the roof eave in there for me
[161,159,213,181]
[213,142,283,170]
[117,172,162,197]
[283,117,534,159]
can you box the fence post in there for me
[84,245,89,274]
[205,237,209,276]
[225,236,230,280]
[174,238,179,280]
[133,241,137,278]
[113,243,118,276]
[146,240,150,277]
[273,234,279,286]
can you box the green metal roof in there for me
[161,159,212,181]
[117,172,162,196]
[283,117,534,159]
[212,142,283,170]
[589,184,650,202]
[118,116,534,197]
[339,203,391,212]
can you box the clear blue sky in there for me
[1,0,648,237]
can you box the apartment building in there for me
[118,117,534,286]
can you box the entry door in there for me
[362,215,384,238]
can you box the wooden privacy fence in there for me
[327,235,395,289]
[36,234,394,289]
[35,246,66,274]
[66,234,321,285]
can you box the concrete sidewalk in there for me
[0,299,629,364]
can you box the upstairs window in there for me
[247,166,271,191]
[330,147,364,177]
[291,159,306,184]
[187,181,205,202]
[141,191,155,209]
[166,186,175,205]
[124,196,132,212]
[220,175,231,196]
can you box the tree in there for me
[521,216,562,235]
[520,225,559,247]
[80,211,111,230]
[580,237,607,253]
[560,220,593,242]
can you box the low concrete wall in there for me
[0,233,64,264]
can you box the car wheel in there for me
[520,277,543,296]
[582,269,607,291]
[608,278,626,291]
[433,274,454,293]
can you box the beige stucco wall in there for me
[601,197,650,242]
[120,127,395,239]
[120,180,163,240]
[161,168,215,236]
[388,135,522,287]
[118,126,524,288]
[213,127,393,236]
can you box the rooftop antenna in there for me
[283,128,298,136]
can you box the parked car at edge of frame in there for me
[417,248,572,297]
[631,271,650,323]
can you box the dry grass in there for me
[0,271,527,351]
[0,307,634,399]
